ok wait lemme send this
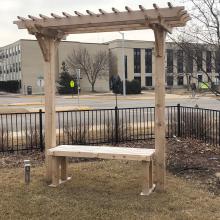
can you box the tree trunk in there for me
[91,84,95,92]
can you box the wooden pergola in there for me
[14,3,190,191]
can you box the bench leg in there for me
[60,157,68,181]
[140,160,155,196]
[51,156,60,187]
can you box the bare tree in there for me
[66,47,109,92]
[170,0,220,95]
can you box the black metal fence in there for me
[0,105,219,153]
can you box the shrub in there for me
[111,75,141,95]
[0,80,21,93]
[126,79,141,94]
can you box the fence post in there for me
[115,106,119,144]
[177,104,181,137]
[39,109,44,152]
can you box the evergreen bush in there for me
[57,62,78,94]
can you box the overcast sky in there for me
[0,0,183,46]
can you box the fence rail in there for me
[0,105,219,153]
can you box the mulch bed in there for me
[0,138,220,194]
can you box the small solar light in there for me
[24,160,31,184]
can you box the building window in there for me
[18,45,21,54]
[15,46,18,55]
[134,76,141,83]
[145,49,152,73]
[206,51,212,73]
[177,76,184,85]
[215,51,220,73]
[19,62,21,71]
[13,63,15,72]
[134,48,141,73]
[198,75,203,83]
[145,76,152,86]
[16,63,18,72]
[177,50,183,73]
[167,49,173,73]
[124,55,128,79]
[197,51,203,71]
[186,53,193,73]
[167,76,173,86]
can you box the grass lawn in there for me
[0,160,220,220]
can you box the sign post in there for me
[37,76,44,104]
[76,69,80,105]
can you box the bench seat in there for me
[48,145,155,195]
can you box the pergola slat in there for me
[139,5,146,11]
[51,13,62,19]
[112,7,120,13]
[74,11,84,16]
[168,2,173,8]
[125,6,132,12]
[39,14,50,20]
[62,12,72,18]
[28,15,39,21]
[99,9,107,15]
[17,16,28,21]
[86,10,96,16]
[153,4,159,10]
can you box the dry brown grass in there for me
[0,160,220,220]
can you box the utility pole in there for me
[76,69,80,104]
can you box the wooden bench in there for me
[48,145,155,195]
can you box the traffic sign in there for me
[70,80,75,88]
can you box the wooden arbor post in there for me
[153,24,167,192]
[35,34,63,182]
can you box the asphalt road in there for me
[0,93,219,110]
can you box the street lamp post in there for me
[119,32,126,96]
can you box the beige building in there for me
[0,39,109,94]
[0,39,219,94]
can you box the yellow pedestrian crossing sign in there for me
[70,80,75,88]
